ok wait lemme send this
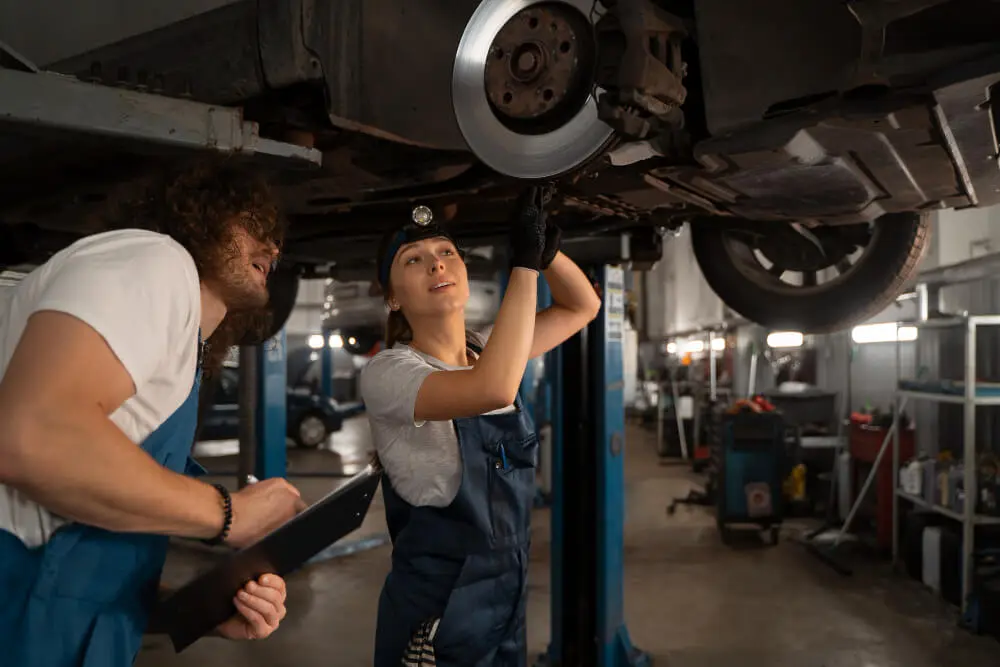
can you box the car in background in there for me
[199,365,364,448]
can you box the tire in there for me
[293,412,329,449]
[341,331,381,356]
[238,265,301,346]
[690,212,931,333]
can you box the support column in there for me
[320,338,334,399]
[237,345,258,489]
[544,265,647,667]
[255,328,288,481]
[594,266,648,667]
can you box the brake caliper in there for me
[594,0,688,140]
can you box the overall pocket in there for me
[484,435,538,544]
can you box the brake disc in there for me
[452,0,615,180]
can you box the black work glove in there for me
[509,185,553,271]
[540,223,562,270]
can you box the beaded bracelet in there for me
[204,483,233,546]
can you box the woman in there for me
[359,187,602,666]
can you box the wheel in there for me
[452,0,614,179]
[293,412,329,449]
[238,265,300,346]
[690,212,930,333]
[341,331,382,356]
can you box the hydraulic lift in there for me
[540,263,649,667]
[482,238,660,667]
[237,334,290,484]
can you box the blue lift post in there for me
[320,338,334,400]
[545,264,648,667]
[255,328,288,481]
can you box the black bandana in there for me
[378,223,458,288]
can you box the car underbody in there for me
[0,0,998,333]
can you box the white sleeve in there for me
[471,325,494,347]
[359,350,436,427]
[33,237,199,391]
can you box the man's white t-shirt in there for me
[0,229,203,547]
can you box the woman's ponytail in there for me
[385,309,413,348]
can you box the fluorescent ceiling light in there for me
[711,337,726,351]
[666,342,677,354]
[767,331,804,348]
[329,334,344,349]
[851,322,918,344]
[307,334,325,350]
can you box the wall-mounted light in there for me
[683,340,705,354]
[851,322,918,344]
[307,334,325,350]
[767,331,804,349]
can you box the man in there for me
[0,158,307,666]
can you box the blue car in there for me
[199,366,363,448]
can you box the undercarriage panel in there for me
[653,100,968,224]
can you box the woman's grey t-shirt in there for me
[359,328,515,507]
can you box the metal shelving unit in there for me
[890,315,1000,618]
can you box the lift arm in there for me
[0,64,322,168]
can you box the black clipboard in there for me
[157,465,382,652]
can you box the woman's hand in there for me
[215,574,288,640]
[509,185,553,272]
[540,223,562,270]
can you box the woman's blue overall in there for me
[374,386,538,667]
[0,370,205,667]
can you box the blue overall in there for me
[374,385,538,667]
[0,366,205,667]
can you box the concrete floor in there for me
[136,417,1000,667]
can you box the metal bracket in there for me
[0,67,323,168]
[594,0,688,140]
[846,0,953,87]
[0,38,38,73]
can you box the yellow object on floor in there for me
[784,463,807,502]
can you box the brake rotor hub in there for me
[485,6,581,120]
[452,0,614,180]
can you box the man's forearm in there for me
[1,407,223,540]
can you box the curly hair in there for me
[99,155,287,375]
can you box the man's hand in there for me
[226,478,308,549]
[215,574,287,640]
